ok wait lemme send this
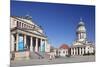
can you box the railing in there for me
[35,52,44,59]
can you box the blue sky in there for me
[11,1,95,48]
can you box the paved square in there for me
[10,55,95,67]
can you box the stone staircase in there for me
[30,51,50,59]
[39,52,50,59]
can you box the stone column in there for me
[71,48,73,56]
[76,48,78,55]
[30,36,33,52]
[44,40,47,52]
[73,48,76,55]
[24,34,26,49]
[82,47,84,55]
[16,33,19,51]
[40,39,43,52]
[80,33,81,39]
[78,33,80,40]
[10,34,14,52]
[79,48,82,55]
[35,38,38,52]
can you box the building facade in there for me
[71,18,95,56]
[53,44,69,57]
[10,15,50,60]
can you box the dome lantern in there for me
[77,18,86,33]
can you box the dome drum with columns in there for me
[76,18,87,42]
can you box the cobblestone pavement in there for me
[10,55,95,67]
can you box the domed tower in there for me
[76,18,87,42]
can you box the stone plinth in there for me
[14,51,30,60]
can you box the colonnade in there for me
[11,33,47,52]
[71,47,85,56]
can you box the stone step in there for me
[30,52,40,59]
[30,52,50,59]
[39,52,50,59]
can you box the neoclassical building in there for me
[10,15,50,60]
[70,19,95,56]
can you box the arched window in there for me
[19,22,21,27]
[22,23,24,28]
[24,24,26,28]
[59,51,60,54]
[26,24,28,28]
[17,21,19,27]
[63,51,65,53]
[66,51,68,54]
[28,26,29,29]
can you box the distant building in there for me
[54,44,70,57]
[70,18,95,56]
[10,15,50,60]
